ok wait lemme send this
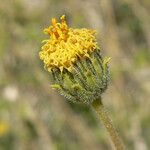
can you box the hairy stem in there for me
[92,98,125,150]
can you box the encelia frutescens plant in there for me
[39,15,125,150]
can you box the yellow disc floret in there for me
[39,15,99,72]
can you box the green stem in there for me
[92,98,125,150]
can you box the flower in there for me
[39,15,99,72]
[0,121,9,137]
[39,15,110,104]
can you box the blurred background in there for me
[0,0,150,150]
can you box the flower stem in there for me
[91,98,125,150]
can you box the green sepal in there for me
[103,57,111,72]
[51,84,61,89]
[71,83,82,91]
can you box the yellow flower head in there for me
[39,15,99,72]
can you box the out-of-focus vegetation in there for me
[0,0,149,150]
